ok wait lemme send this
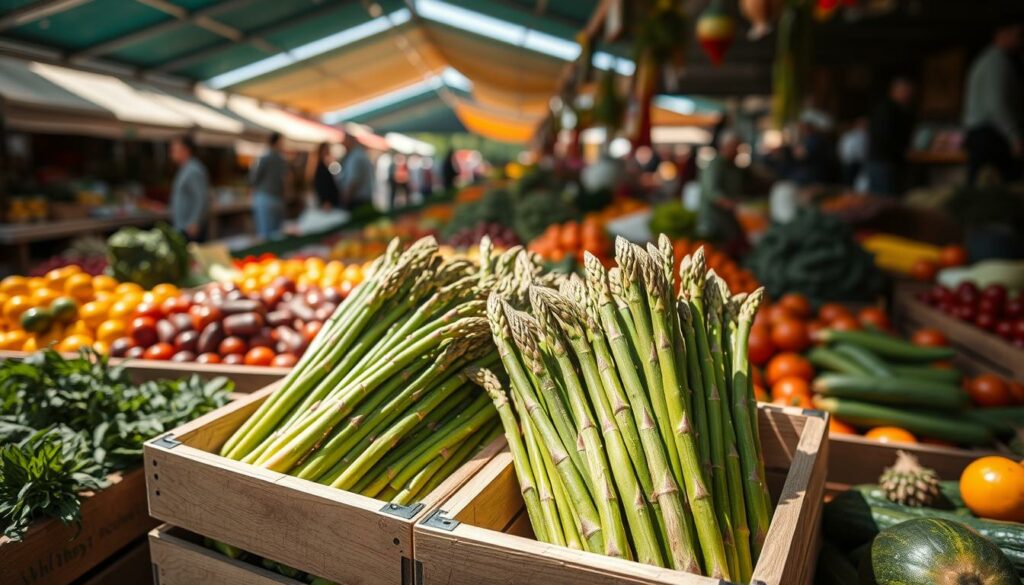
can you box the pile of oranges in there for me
[672,239,759,294]
[237,257,367,298]
[528,215,611,265]
[0,266,179,354]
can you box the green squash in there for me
[864,518,1019,585]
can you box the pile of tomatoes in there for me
[747,292,889,367]
[110,277,345,367]
[918,282,1024,348]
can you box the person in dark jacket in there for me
[311,142,340,209]
[866,77,916,196]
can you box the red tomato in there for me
[271,353,298,367]
[829,418,857,436]
[911,328,948,347]
[302,320,324,342]
[818,303,852,323]
[161,296,191,315]
[765,353,814,385]
[338,280,354,299]
[939,245,968,268]
[767,304,797,325]
[143,342,174,361]
[109,337,136,358]
[747,325,776,366]
[219,336,248,356]
[770,319,810,352]
[771,394,813,409]
[129,316,158,347]
[221,353,244,365]
[778,293,811,319]
[830,315,862,332]
[857,307,890,330]
[771,376,811,402]
[244,346,275,366]
[196,352,222,364]
[134,302,164,320]
[911,259,938,282]
[190,304,222,332]
[967,374,1013,408]
[1008,381,1024,405]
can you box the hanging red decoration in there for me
[697,0,736,65]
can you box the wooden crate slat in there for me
[0,468,157,585]
[414,406,828,585]
[149,525,304,585]
[144,383,505,585]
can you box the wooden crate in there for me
[144,384,506,585]
[150,524,304,585]
[891,283,1024,380]
[0,468,158,585]
[0,349,287,393]
[826,435,1002,494]
[413,405,829,585]
[80,540,152,585]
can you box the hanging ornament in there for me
[697,0,736,65]
[739,0,784,39]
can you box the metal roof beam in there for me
[152,0,348,73]
[0,0,91,31]
[69,0,260,61]
[134,0,275,47]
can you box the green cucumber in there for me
[965,410,1020,438]
[821,329,955,362]
[813,374,968,411]
[833,342,893,376]
[807,346,870,376]
[812,396,993,445]
[969,407,1024,426]
[890,365,963,383]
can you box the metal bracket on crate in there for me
[152,434,182,449]
[800,408,827,419]
[401,556,424,585]
[421,509,459,531]
[380,501,425,519]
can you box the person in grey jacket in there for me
[963,22,1023,183]
[169,135,209,242]
[249,132,290,239]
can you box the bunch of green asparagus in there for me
[475,236,771,581]
[217,236,547,504]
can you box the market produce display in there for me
[822,452,1024,582]
[107,223,190,289]
[0,350,231,540]
[527,215,610,264]
[478,237,771,581]
[673,238,759,294]
[860,234,966,279]
[0,266,176,354]
[215,237,543,505]
[747,209,883,304]
[111,277,342,366]
[918,281,1024,347]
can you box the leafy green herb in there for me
[0,349,231,540]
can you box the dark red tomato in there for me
[156,319,178,344]
[271,276,296,293]
[271,353,298,367]
[248,331,274,350]
[322,287,342,305]
[747,325,775,366]
[143,342,174,361]
[995,320,1015,339]
[244,346,275,366]
[302,320,323,342]
[169,312,194,332]
[219,336,247,356]
[338,280,354,299]
[955,282,979,305]
[981,284,1008,306]
[171,351,196,362]
[221,353,244,365]
[928,285,953,305]
[190,304,222,332]
[161,296,191,315]
[174,330,199,354]
[1005,299,1024,319]
[109,336,136,357]
[129,316,158,347]
[124,346,146,359]
[1013,319,1024,338]
[196,352,221,364]
[975,312,997,331]
[953,305,977,322]
[978,297,1003,317]
[134,302,164,320]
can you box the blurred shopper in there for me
[838,117,869,191]
[701,131,745,201]
[339,132,374,212]
[250,132,289,239]
[169,135,209,242]
[867,77,915,195]
[390,154,410,209]
[963,22,1024,184]
[792,112,836,186]
[310,142,340,210]
[441,148,459,191]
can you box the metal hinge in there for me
[152,434,181,449]
[421,509,459,531]
[379,501,425,519]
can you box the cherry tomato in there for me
[134,302,164,320]
[911,328,948,347]
[818,303,852,324]
[777,293,811,319]
[967,374,1013,408]
[244,346,275,366]
[219,336,248,356]
[129,316,158,347]
[829,315,862,332]
[222,353,244,365]
[196,352,222,364]
[143,342,174,361]
[857,307,889,330]
[302,320,324,342]
[770,319,810,352]
[747,325,775,366]
[765,353,814,385]
[109,337,136,358]
[271,353,298,367]
[771,376,811,402]
[190,304,222,332]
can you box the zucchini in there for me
[812,396,993,445]
[807,346,870,376]
[813,374,968,411]
[970,407,1024,426]
[824,491,1024,571]
[833,342,893,376]
[890,364,963,383]
[965,410,1020,438]
[821,329,955,362]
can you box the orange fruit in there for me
[3,295,32,325]
[66,320,92,337]
[64,273,94,303]
[45,265,79,290]
[960,456,1024,522]
[0,275,29,296]
[58,334,94,353]
[864,426,917,445]
[78,301,109,329]
[96,320,128,344]
[2,330,27,350]
[31,287,60,307]
[151,283,179,300]
[108,300,138,320]
[92,275,118,292]
[115,282,144,296]
[21,336,37,352]
[36,326,63,349]
[829,418,856,435]
[26,277,48,292]
[92,340,110,355]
